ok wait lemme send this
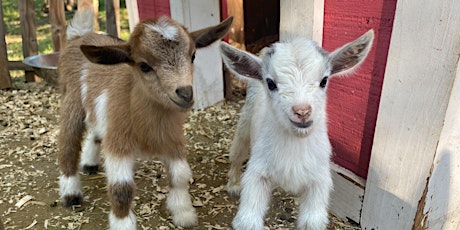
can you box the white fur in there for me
[104,155,134,185]
[220,30,374,230]
[109,210,137,230]
[59,175,82,199]
[79,90,107,169]
[79,129,101,168]
[165,159,197,227]
[80,64,89,104]
[146,17,178,41]
[92,90,108,138]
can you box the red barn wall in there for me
[137,0,170,20]
[323,0,397,178]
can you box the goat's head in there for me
[80,16,233,111]
[220,30,374,137]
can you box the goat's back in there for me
[58,33,127,95]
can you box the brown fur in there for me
[57,11,232,227]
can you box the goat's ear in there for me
[328,29,374,76]
[191,16,233,48]
[80,44,133,65]
[219,42,263,81]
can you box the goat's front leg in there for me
[105,154,137,230]
[297,173,332,230]
[164,156,197,227]
[232,167,272,230]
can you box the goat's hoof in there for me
[172,209,198,227]
[226,184,241,196]
[82,165,99,175]
[62,194,83,207]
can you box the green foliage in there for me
[3,0,130,62]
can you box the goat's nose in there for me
[176,86,193,103]
[292,104,312,120]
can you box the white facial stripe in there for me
[146,17,177,40]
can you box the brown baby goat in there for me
[57,9,232,230]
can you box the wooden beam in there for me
[7,61,33,71]
[125,0,139,32]
[421,58,460,229]
[49,0,66,51]
[226,0,245,49]
[19,0,38,82]
[280,0,323,44]
[0,0,12,89]
[361,0,460,228]
[105,0,119,37]
[170,0,224,109]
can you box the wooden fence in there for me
[0,0,120,89]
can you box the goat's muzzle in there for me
[172,86,194,109]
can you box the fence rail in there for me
[0,0,119,89]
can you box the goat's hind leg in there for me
[164,157,197,227]
[226,110,251,195]
[58,96,86,207]
[80,129,102,174]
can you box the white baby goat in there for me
[220,30,374,229]
[57,9,232,230]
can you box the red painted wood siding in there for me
[323,0,397,178]
[137,0,171,20]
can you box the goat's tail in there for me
[66,8,94,40]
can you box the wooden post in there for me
[226,0,244,49]
[170,0,224,109]
[49,0,66,51]
[280,0,323,44]
[0,0,12,89]
[361,0,460,228]
[105,0,119,37]
[421,59,460,229]
[125,0,139,32]
[19,0,38,82]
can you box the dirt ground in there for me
[0,81,360,229]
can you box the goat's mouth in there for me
[170,98,194,109]
[290,120,313,129]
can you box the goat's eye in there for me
[266,78,277,91]
[139,62,153,73]
[191,52,196,63]
[320,76,328,88]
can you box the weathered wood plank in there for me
[170,0,224,109]
[421,59,460,229]
[329,163,365,223]
[226,0,244,49]
[49,0,66,51]
[125,0,139,32]
[7,61,33,71]
[105,0,119,37]
[361,0,460,228]
[0,0,12,89]
[280,0,323,44]
[19,0,38,82]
